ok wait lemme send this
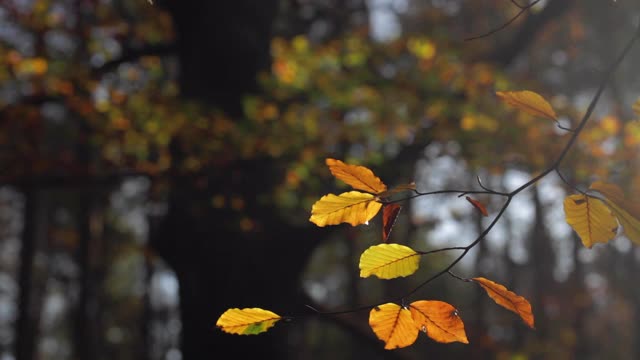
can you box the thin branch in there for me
[555,169,586,195]
[306,20,640,317]
[465,0,541,41]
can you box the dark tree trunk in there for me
[152,3,331,359]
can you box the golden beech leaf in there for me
[409,300,468,344]
[382,204,402,242]
[465,196,488,217]
[590,181,640,244]
[309,191,382,227]
[326,158,387,194]
[369,303,419,350]
[496,90,558,121]
[563,194,618,248]
[359,243,420,279]
[216,308,282,335]
[473,277,535,329]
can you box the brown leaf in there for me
[382,204,401,242]
[465,196,488,217]
[473,277,535,329]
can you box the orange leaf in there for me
[496,90,558,121]
[326,158,387,194]
[465,196,488,217]
[369,303,419,350]
[409,300,468,344]
[473,277,535,329]
[382,204,402,242]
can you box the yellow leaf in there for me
[563,194,618,248]
[473,277,535,329]
[309,191,382,227]
[216,308,282,335]
[496,90,558,121]
[369,303,419,350]
[326,158,387,194]
[359,243,420,279]
[590,181,640,244]
[409,300,468,344]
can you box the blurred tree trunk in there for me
[528,186,556,356]
[154,2,327,359]
[15,188,38,360]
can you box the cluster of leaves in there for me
[217,152,534,349]
[216,85,640,351]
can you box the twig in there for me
[465,0,541,41]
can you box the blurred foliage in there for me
[2,0,640,359]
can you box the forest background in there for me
[1,0,640,359]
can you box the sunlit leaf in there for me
[563,194,618,248]
[465,196,488,217]
[473,277,535,329]
[382,204,401,242]
[496,90,558,121]
[216,308,282,335]
[369,303,418,350]
[590,181,640,244]
[326,158,387,194]
[309,191,382,227]
[360,243,420,279]
[409,300,468,344]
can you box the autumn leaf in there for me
[473,277,535,329]
[465,196,488,217]
[369,303,419,350]
[216,308,282,335]
[309,191,382,227]
[563,194,618,248]
[590,181,640,244]
[382,204,402,242]
[360,243,420,279]
[326,158,387,194]
[409,300,468,344]
[496,90,558,121]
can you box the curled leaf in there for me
[369,303,418,350]
[496,90,558,121]
[382,204,402,242]
[216,308,282,335]
[590,181,640,244]
[309,191,382,227]
[326,158,387,194]
[465,196,488,217]
[409,300,468,344]
[563,194,618,248]
[473,277,534,329]
[360,243,420,279]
